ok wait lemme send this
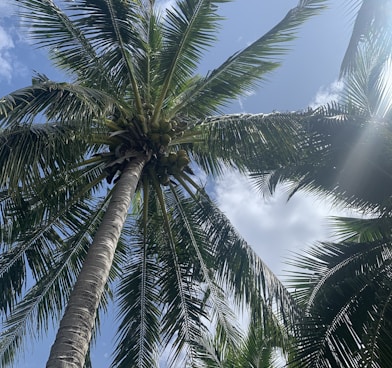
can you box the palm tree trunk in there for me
[46,156,147,368]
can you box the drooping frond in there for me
[196,304,290,368]
[168,185,242,350]
[0,123,92,189]
[250,102,392,214]
[112,218,161,368]
[185,185,297,322]
[113,184,209,368]
[289,240,392,367]
[0,75,114,128]
[191,112,305,177]
[0,162,106,316]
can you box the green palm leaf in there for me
[289,240,392,367]
[0,122,93,189]
[0,74,114,127]
[172,0,327,116]
[0,193,113,366]
[152,0,229,120]
[192,113,305,177]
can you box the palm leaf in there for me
[171,0,327,116]
[250,103,392,214]
[183,183,297,323]
[0,75,114,127]
[0,194,112,366]
[332,215,392,242]
[0,122,93,189]
[341,0,392,76]
[168,185,242,351]
[152,0,229,121]
[191,112,305,177]
[112,222,162,368]
[0,163,106,316]
[289,240,392,367]
[15,0,115,92]
[72,0,144,107]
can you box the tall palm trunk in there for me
[46,156,147,368]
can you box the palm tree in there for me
[0,0,326,366]
[197,305,291,368]
[247,1,392,366]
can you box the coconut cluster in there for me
[148,118,178,148]
[101,104,192,186]
[156,149,190,186]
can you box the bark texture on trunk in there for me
[46,156,146,368]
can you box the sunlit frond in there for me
[341,0,392,76]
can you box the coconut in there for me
[177,155,190,168]
[160,120,172,133]
[168,152,177,164]
[160,134,171,146]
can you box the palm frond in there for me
[197,304,290,368]
[0,163,106,316]
[0,75,114,127]
[156,183,208,367]
[250,103,392,214]
[172,0,327,116]
[186,185,297,323]
[152,0,229,121]
[289,240,392,367]
[332,215,392,242]
[112,220,161,368]
[0,194,111,367]
[341,45,392,118]
[168,185,242,350]
[73,0,144,108]
[0,122,92,189]
[341,0,392,76]
[191,112,305,177]
[15,0,115,93]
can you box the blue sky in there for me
[0,0,358,366]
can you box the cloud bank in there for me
[310,79,344,108]
[215,171,339,275]
[0,25,14,82]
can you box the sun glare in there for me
[376,56,392,118]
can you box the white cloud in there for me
[215,171,347,276]
[0,26,13,50]
[0,25,14,82]
[310,79,344,108]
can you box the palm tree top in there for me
[0,0,327,366]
